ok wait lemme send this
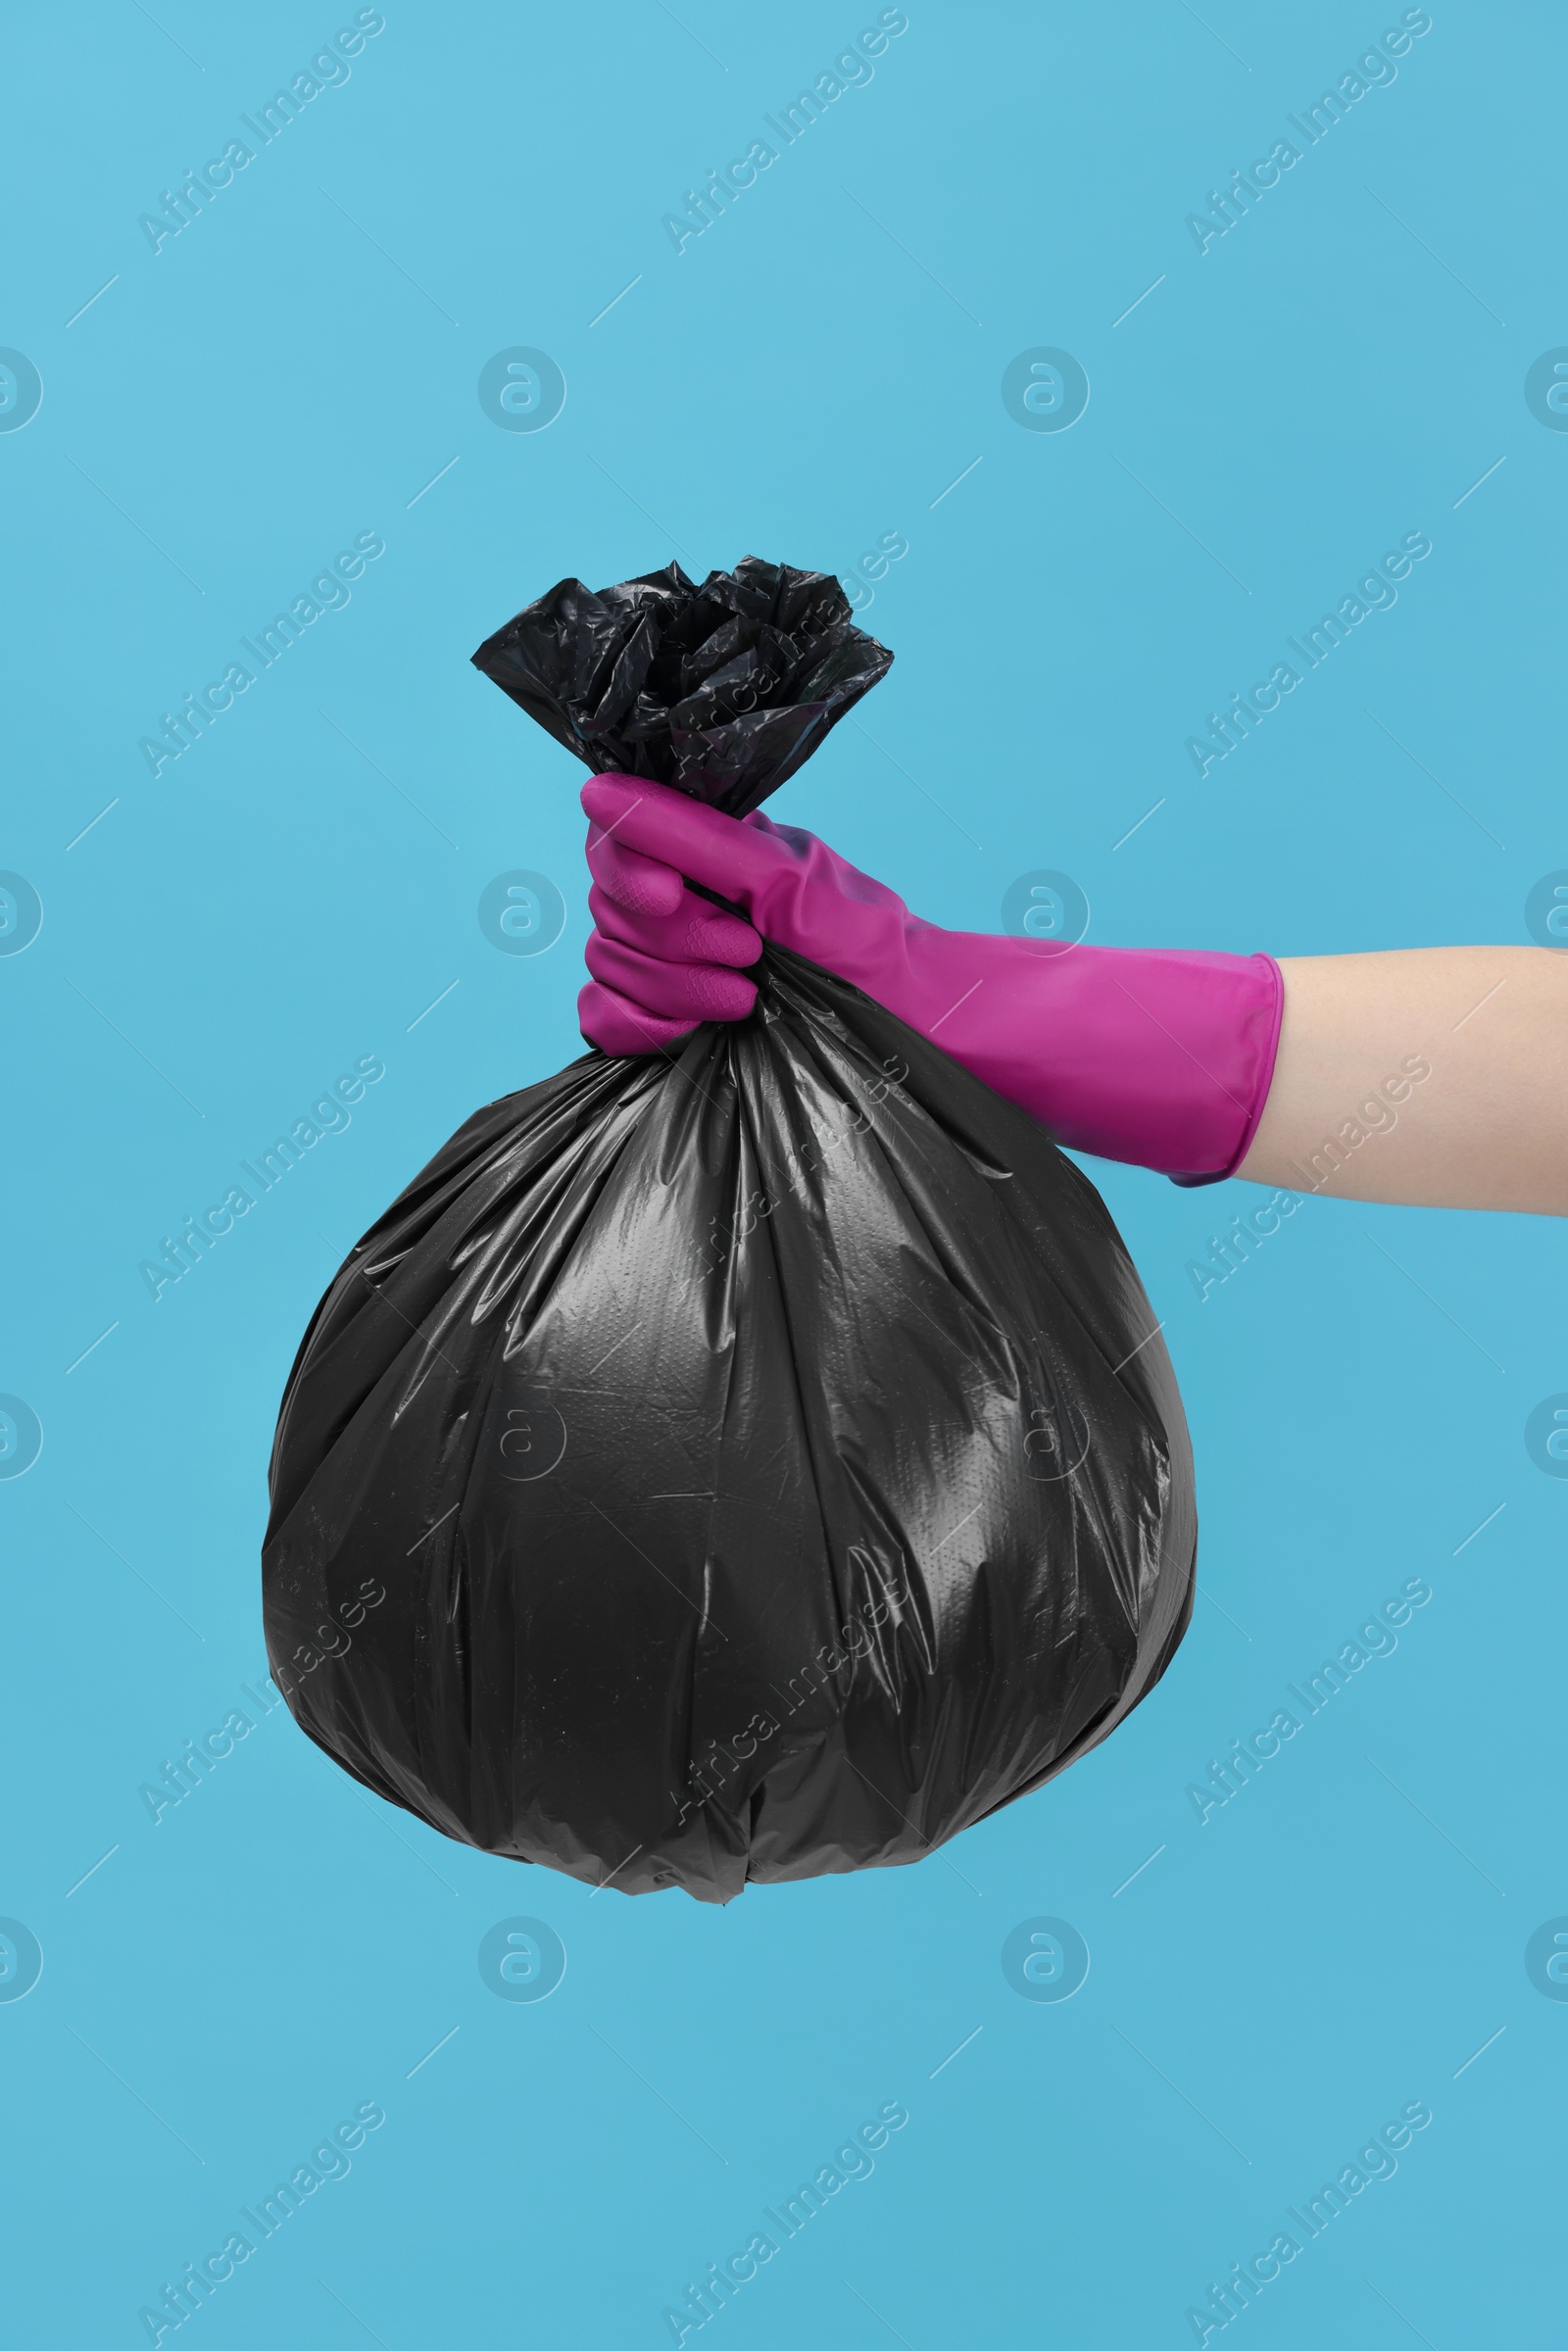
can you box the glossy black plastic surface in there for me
[469,557,893,817]
[262,564,1196,1900]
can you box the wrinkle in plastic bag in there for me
[263,561,1197,1902]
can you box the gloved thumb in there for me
[582,773,794,920]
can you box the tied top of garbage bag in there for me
[470,556,893,816]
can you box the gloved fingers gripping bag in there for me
[262,560,1197,1903]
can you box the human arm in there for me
[1238,948,1568,1215]
[578,774,1568,1216]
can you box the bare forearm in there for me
[1236,947,1568,1215]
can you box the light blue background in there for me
[4,4,1564,2344]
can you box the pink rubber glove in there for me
[580,773,1283,1185]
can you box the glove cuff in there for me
[1167,954,1285,1187]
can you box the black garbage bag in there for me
[262,560,1196,1903]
